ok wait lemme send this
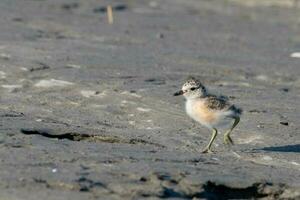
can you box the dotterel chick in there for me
[174,77,242,153]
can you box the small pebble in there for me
[249,109,267,113]
[156,33,164,39]
[114,4,127,11]
[93,4,127,13]
[280,121,289,126]
[0,53,10,60]
[61,3,79,10]
[279,88,289,92]
[257,124,264,128]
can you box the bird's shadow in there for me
[258,144,300,153]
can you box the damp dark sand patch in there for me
[121,172,299,199]
[155,182,271,199]
[20,129,165,148]
[30,177,111,193]
[1,111,25,118]
[28,172,300,199]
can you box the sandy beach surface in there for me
[0,0,299,199]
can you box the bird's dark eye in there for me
[190,87,196,91]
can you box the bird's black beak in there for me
[173,90,184,96]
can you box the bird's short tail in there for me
[230,105,243,115]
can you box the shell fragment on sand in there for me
[137,107,151,112]
[80,90,106,98]
[290,52,300,58]
[0,53,10,60]
[35,79,74,87]
[66,64,81,69]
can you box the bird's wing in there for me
[205,95,231,111]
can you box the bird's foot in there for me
[201,147,213,154]
[223,135,234,146]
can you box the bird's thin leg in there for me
[202,128,218,153]
[224,116,240,145]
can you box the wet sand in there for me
[0,0,299,199]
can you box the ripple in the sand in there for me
[80,90,106,98]
[2,84,22,92]
[0,71,6,79]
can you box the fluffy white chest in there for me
[186,99,209,124]
[185,99,228,129]
[185,99,197,120]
